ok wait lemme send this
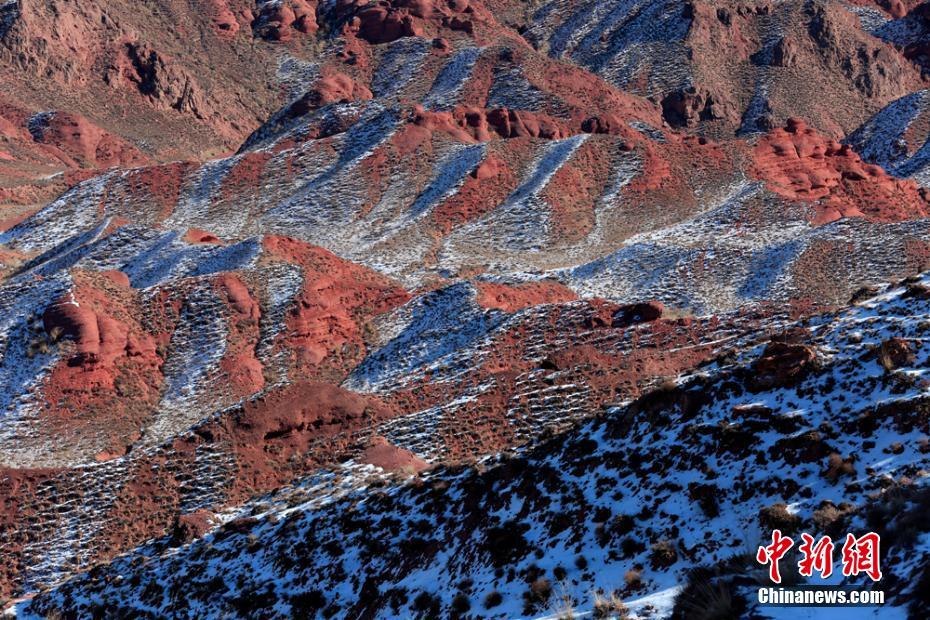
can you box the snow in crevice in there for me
[254,261,304,380]
[569,146,643,255]
[0,172,116,253]
[422,47,484,111]
[15,218,113,278]
[259,105,401,233]
[165,156,245,238]
[371,37,432,98]
[846,90,930,172]
[345,282,507,392]
[407,143,487,220]
[118,233,262,290]
[140,283,230,448]
[441,134,589,264]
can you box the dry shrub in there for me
[592,590,628,619]
[623,568,642,589]
[823,452,856,483]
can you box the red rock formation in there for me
[0,103,149,172]
[28,112,150,168]
[0,0,323,164]
[254,0,319,40]
[216,274,265,398]
[223,382,395,492]
[263,236,410,381]
[119,162,196,220]
[474,281,578,312]
[752,119,930,225]
[183,228,222,244]
[360,435,429,473]
[209,0,242,37]
[395,105,574,152]
[289,71,374,115]
[34,277,166,462]
[43,293,127,368]
[337,0,487,45]
[750,341,817,390]
[661,86,739,129]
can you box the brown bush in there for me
[758,503,801,533]
[823,453,856,483]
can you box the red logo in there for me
[756,529,794,584]
[798,533,835,579]
[756,531,882,583]
[841,532,882,582]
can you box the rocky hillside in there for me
[1,0,930,617]
[21,272,930,618]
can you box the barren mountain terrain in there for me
[0,0,929,618]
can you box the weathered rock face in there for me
[225,381,397,490]
[752,118,930,225]
[661,86,738,129]
[750,340,817,390]
[523,0,930,137]
[0,0,325,175]
[288,72,374,114]
[336,0,487,45]
[359,435,429,472]
[26,111,150,168]
[808,3,916,100]
[253,0,319,40]
[110,43,210,119]
[42,295,106,366]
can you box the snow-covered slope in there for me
[4,0,930,614]
[22,273,930,618]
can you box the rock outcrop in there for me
[752,118,930,225]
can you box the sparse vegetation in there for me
[591,590,628,619]
[823,452,856,483]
